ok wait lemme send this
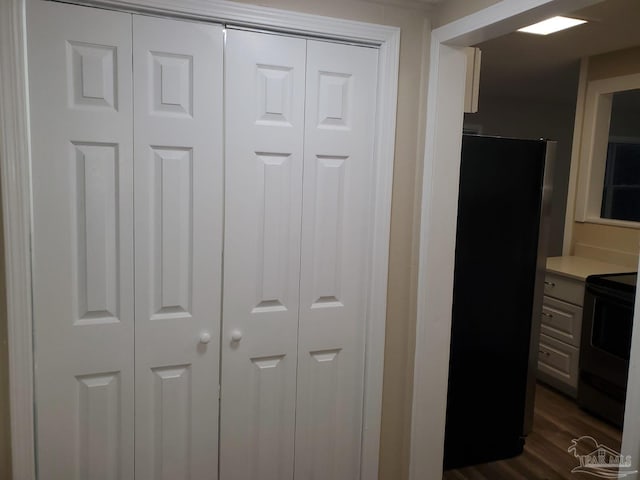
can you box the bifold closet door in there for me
[295,40,378,480]
[29,2,223,478]
[221,29,306,480]
[133,15,224,480]
[221,29,378,480]
[28,2,135,478]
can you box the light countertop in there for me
[546,256,633,281]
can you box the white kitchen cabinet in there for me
[537,272,584,397]
[538,333,580,390]
[537,256,632,398]
[540,296,583,347]
[543,272,585,306]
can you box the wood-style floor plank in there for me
[442,383,623,479]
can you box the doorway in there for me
[412,0,640,479]
[441,1,640,473]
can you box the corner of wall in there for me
[562,56,589,256]
[401,13,432,480]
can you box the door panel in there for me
[28,2,134,478]
[133,15,223,479]
[221,29,306,480]
[295,40,378,480]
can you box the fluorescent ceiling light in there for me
[517,16,587,35]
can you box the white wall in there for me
[433,0,501,28]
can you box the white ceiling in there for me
[476,0,640,103]
[363,0,446,8]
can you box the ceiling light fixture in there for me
[517,16,587,35]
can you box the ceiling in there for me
[362,0,446,9]
[476,0,640,104]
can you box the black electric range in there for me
[578,272,637,427]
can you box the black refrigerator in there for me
[443,135,555,470]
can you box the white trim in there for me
[563,56,589,255]
[622,254,640,478]
[574,72,640,223]
[0,0,36,478]
[410,40,467,480]
[581,217,640,230]
[71,0,397,44]
[430,0,599,46]
[411,1,605,479]
[2,1,399,478]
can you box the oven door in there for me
[580,283,633,401]
[580,285,633,390]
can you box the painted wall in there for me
[573,223,640,267]
[588,45,640,81]
[432,0,501,28]
[568,46,640,267]
[464,89,580,257]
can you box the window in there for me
[575,75,640,227]
[600,89,640,223]
[601,142,640,222]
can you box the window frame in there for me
[575,72,640,228]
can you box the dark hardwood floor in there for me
[443,383,623,479]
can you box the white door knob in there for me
[230,329,243,342]
[199,331,212,344]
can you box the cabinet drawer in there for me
[537,333,579,389]
[544,272,585,306]
[540,296,583,347]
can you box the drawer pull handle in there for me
[542,312,553,318]
[539,350,551,357]
[544,281,556,287]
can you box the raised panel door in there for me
[133,15,224,479]
[295,40,378,480]
[28,2,135,478]
[220,29,306,480]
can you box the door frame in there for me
[0,1,399,478]
[409,1,640,479]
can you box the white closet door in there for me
[295,40,378,480]
[221,29,306,480]
[133,15,224,479]
[28,1,134,479]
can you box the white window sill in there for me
[580,217,640,230]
